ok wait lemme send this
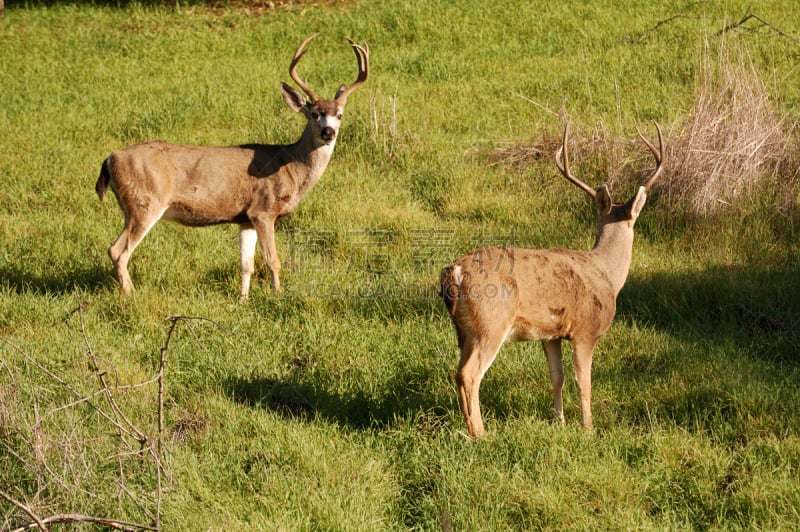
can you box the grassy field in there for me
[2,0,800,529]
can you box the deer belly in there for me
[506,313,571,342]
[163,203,236,226]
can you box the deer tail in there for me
[95,157,111,201]
[439,263,463,317]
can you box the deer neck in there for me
[285,128,336,193]
[590,221,635,296]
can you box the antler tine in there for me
[289,33,320,102]
[555,122,597,199]
[637,121,665,191]
[335,38,369,103]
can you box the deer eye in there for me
[336,113,343,120]
[310,111,319,120]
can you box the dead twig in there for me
[0,337,137,442]
[2,313,160,530]
[72,303,166,529]
[628,1,713,43]
[77,305,149,452]
[715,12,800,44]
[2,309,228,532]
[0,489,48,532]
[63,301,90,324]
[632,6,799,45]
[9,513,158,532]
[637,13,710,41]
[152,314,228,528]
[155,315,229,448]
[41,376,162,422]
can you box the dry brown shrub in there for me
[664,42,793,216]
[486,123,662,196]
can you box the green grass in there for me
[2,0,800,529]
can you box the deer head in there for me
[279,33,369,148]
[556,122,665,256]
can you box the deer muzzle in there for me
[321,126,336,143]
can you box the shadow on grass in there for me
[0,261,111,295]
[200,255,800,439]
[605,261,800,439]
[225,369,451,433]
[618,261,800,365]
[212,272,445,323]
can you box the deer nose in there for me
[321,126,336,142]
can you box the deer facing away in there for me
[440,123,664,439]
[95,34,368,300]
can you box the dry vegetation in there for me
[667,42,797,215]
[490,42,800,218]
[0,313,218,531]
[487,124,654,194]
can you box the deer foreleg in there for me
[238,225,258,301]
[456,350,485,439]
[542,339,565,424]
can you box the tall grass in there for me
[2,0,800,529]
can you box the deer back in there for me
[106,140,321,227]
[444,246,617,345]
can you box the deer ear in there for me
[596,185,613,216]
[630,186,647,219]
[280,82,306,112]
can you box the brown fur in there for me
[441,123,664,438]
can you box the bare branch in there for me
[152,314,226,527]
[629,3,713,44]
[77,305,148,450]
[164,315,230,336]
[42,375,162,422]
[3,310,227,532]
[0,489,48,532]
[631,5,799,45]
[0,350,16,382]
[714,13,800,43]
[156,315,227,453]
[0,337,128,435]
[63,301,90,324]
[113,479,156,524]
[9,513,158,532]
[509,90,558,117]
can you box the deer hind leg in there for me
[238,225,258,301]
[455,333,507,439]
[250,215,281,293]
[571,340,596,431]
[108,207,165,294]
[542,339,565,424]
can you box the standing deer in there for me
[440,122,664,438]
[95,34,368,300]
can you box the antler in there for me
[289,33,320,102]
[637,121,665,191]
[555,122,597,199]
[556,121,665,197]
[335,38,369,104]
